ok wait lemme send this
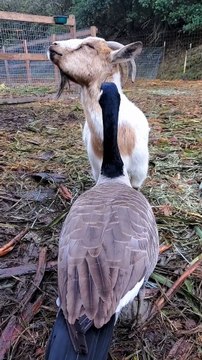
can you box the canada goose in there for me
[45,82,159,360]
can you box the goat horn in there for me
[107,41,138,82]
[128,59,137,83]
[106,41,124,50]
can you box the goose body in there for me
[45,83,159,360]
[58,182,158,328]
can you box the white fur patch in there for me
[54,38,84,49]
[47,50,50,61]
[112,72,122,92]
[52,37,104,50]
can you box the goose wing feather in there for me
[59,182,159,328]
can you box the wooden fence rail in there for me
[0,28,97,53]
[0,53,47,61]
[0,11,75,26]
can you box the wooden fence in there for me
[0,11,97,84]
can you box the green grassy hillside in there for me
[159,45,202,80]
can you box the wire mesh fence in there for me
[136,47,164,79]
[131,30,202,80]
[0,17,201,86]
[0,20,67,84]
[0,19,94,85]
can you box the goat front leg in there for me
[130,159,148,190]
[130,149,149,189]
[130,175,146,190]
[88,150,102,182]
[84,135,102,182]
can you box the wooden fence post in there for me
[23,39,32,83]
[2,46,11,84]
[51,34,59,85]
[183,50,188,74]
[162,41,166,66]
[90,26,97,37]
[183,43,192,75]
[69,14,76,38]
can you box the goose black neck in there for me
[99,82,124,179]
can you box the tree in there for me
[0,0,201,37]
[72,0,202,37]
[138,0,202,32]
[0,0,73,16]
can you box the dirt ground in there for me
[0,80,201,360]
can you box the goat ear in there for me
[110,41,143,63]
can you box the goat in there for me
[48,36,149,188]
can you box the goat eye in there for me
[78,44,95,51]
[85,44,95,50]
[75,43,96,53]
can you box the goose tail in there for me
[45,310,115,360]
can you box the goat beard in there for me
[57,70,70,98]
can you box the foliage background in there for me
[0,0,202,38]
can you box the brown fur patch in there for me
[91,133,103,158]
[91,124,135,159]
[118,124,135,156]
[87,39,111,58]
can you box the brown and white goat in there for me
[48,37,149,188]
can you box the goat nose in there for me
[53,42,58,45]
[49,44,63,58]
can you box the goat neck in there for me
[107,65,123,93]
[80,71,123,133]
[81,82,103,139]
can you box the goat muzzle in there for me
[49,45,63,61]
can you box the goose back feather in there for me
[58,182,158,328]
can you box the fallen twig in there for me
[178,324,202,335]
[0,260,57,279]
[0,227,29,257]
[151,259,202,316]
[165,337,193,360]
[0,95,53,105]
[58,184,72,201]
[159,244,172,254]
[0,296,44,360]
[176,209,202,220]
[0,247,47,359]
[0,195,19,202]
[20,247,47,308]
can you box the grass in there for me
[159,45,202,80]
[0,83,56,97]
[0,79,201,360]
